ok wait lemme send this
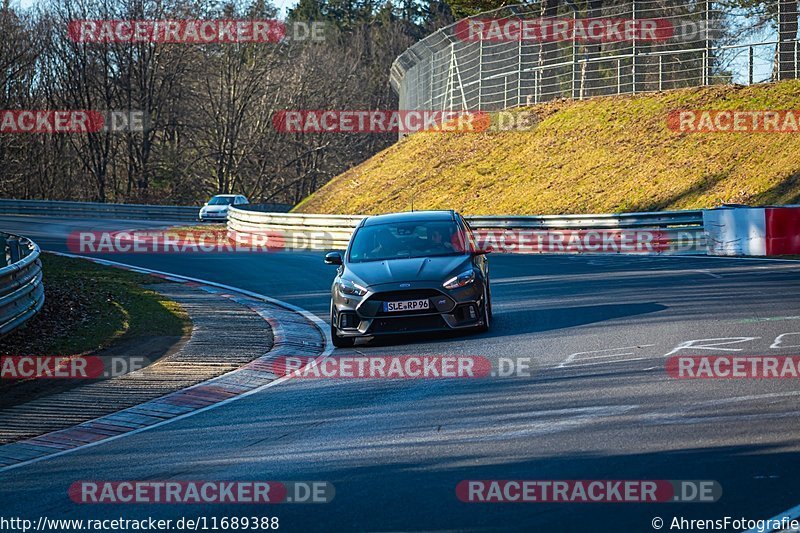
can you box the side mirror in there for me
[324,251,343,265]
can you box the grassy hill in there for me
[294,81,800,215]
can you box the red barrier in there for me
[766,207,800,256]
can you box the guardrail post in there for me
[7,238,20,264]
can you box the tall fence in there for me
[0,233,44,336]
[390,1,800,118]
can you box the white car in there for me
[198,194,248,221]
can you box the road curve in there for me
[1,215,800,532]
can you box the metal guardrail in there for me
[229,208,363,249]
[228,206,706,254]
[0,199,199,222]
[0,199,294,222]
[0,233,44,336]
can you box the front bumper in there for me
[331,280,486,338]
[199,210,228,221]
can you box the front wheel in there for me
[330,306,355,348]
[476,284,491,333]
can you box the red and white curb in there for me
[0,254,332,473]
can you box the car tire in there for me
[486,281,493,321]
[476,284,491,333]
[330,306,355,348]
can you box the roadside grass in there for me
[0,253,190,358]
[295,80,800,215]
[167,223,227,233]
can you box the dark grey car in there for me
[324,210,491,348]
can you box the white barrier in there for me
[704,207,767,256]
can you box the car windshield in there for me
[349,221,466,263]
[208,196,235,205]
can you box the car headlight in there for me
[337,279,368,297]
[443,269,476,290]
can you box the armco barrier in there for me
[228,206,706,255]
[0,199,293,222]
[0,233,44,336]
[0,199,199,222]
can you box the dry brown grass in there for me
[295,81,800,215]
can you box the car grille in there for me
[369,315,447,334]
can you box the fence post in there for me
[478,39,483,110]
[580,61,587,100]
[704,0,713,85]
[572,10,577,98]
[617,58,622,94]
[658,55,663,91]
[632,0,637,93]
[749,45,755,84]
[518,38,523,107]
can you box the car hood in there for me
[202,205,229,212]
[345,255,472,287]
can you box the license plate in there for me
[383,299,430,313]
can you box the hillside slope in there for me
[294,81,800,215]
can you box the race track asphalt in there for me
[1,215,800,532]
